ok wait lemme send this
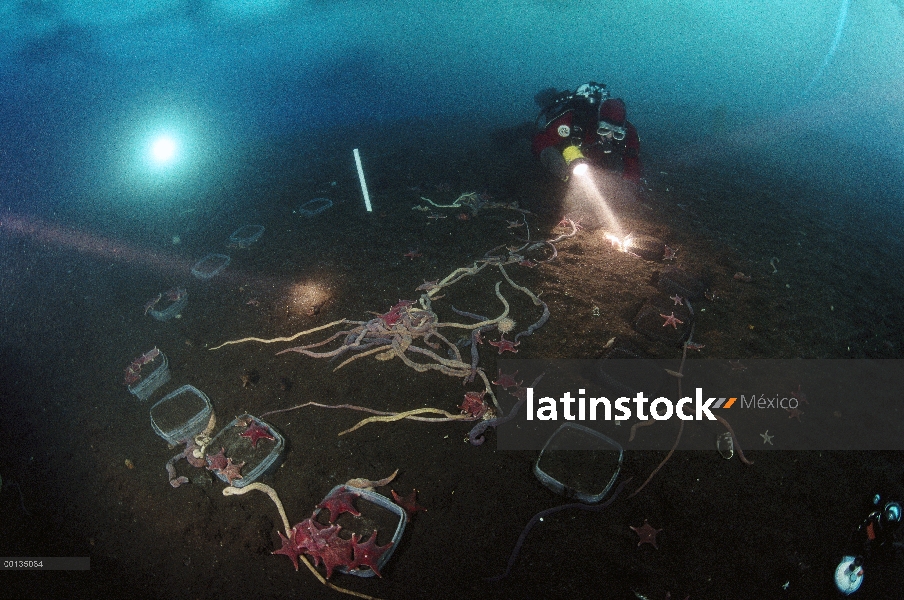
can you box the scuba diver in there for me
[835,493,903,595]
[532,82,641,183]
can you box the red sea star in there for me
[375,300,414,327]
[489,334,520,354]
[205,447,228,472]
[492,368,522,389]
[787,407,804,421]
[292,519,354,579]
[391,489,427,518]
[460,391,489,419]
[221,458,245,484]
[318,487,362,523]
[630,520,662,549]
[316,530,355,579]
[272,529,303,571]
[660,312,684,329]
[241,422,275,447]
[379,309,402,326]
[349,531,394,577]
[790,384,809,405]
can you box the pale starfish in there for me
[660,312,684,329]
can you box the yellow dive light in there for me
[562,145,590,177]
[562,145,584,165]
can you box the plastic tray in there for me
[148,293,187,322]
[206,415,284,488]
[150,385,213,445]
[297,197,332,216]
[228,225,265,248]
[314,485,407,578]
[191,253,231,280]
[128,352,171,401]
[534,423,623,504]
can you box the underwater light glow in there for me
[287,281,331,317]
[572,162,589,178]
[572,172,624,239]
[150,135,178,165]
[101,104,229,205]
[604,232,628,251]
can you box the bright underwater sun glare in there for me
[101,106,228,203]
[150,135,178,165]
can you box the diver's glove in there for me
[540,146,569,181]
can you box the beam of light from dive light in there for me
[571,169,625,239]
[0,213,333,317]
[802,0,850,98]
[0,212,187,272]
[572,162,589,177]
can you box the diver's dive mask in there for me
[597,121,626,141]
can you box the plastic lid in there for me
[534,423,623,503]
[191,254,231,280]
[150,385,213,445]
[148,295,187,322]
[297,198,333,216]
[228,225,265,248]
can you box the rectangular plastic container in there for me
[128,352,171,401]
[533,422,623,504]
[206,415,284,488]
[314,485,407,578]
[297,197,332,216]
[191,253,231,280]
[150,385,213,445]
[227,224,265,248]
[149,294,187,322]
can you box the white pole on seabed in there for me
[353,148,372,212]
